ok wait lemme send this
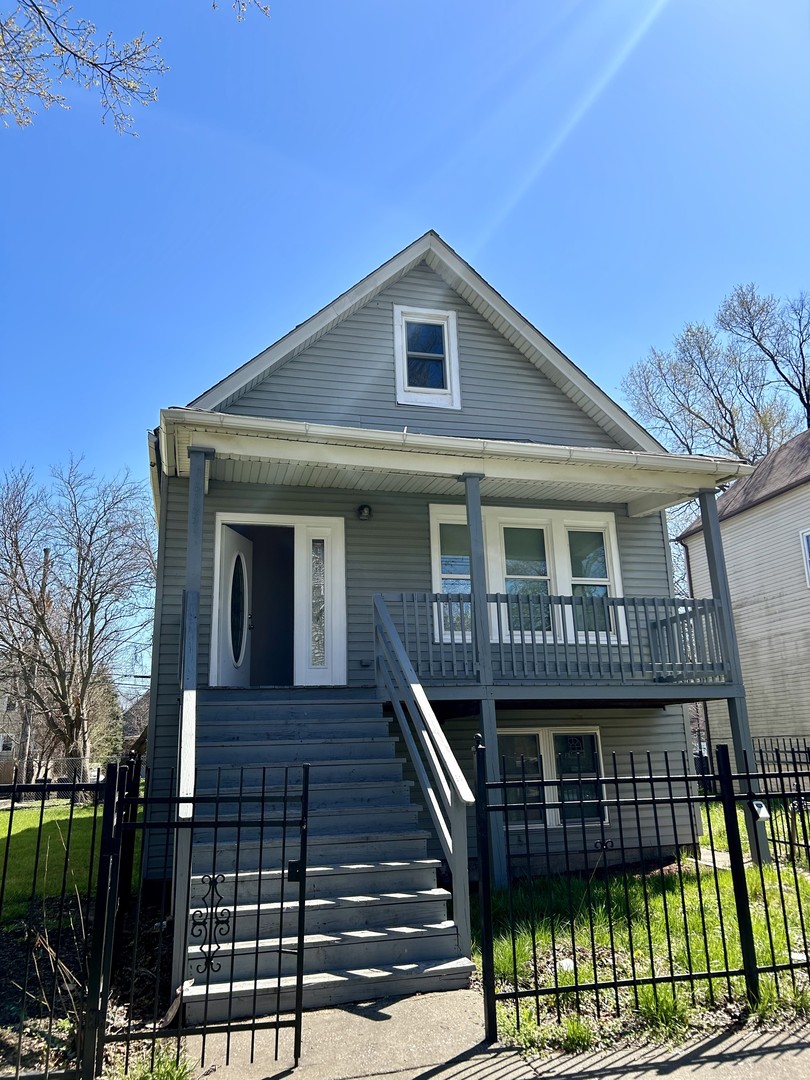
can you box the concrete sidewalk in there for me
[192,990,810,1080]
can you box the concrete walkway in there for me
[191,990,810,1080]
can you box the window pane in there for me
[441,577,471,595]
[569,531,607,579]
[555,734,601,824]
[500,734,546,825]
[560,779,602,822]
[407,356,446,389]
[230,554,246,665]
[311,539,326,667]
[440,523,470,576]
[500,734,541,776]
[505,578,550,631]
[572,583,609,633]
[504,527,547,576]
[406,321,445,355]
[553,733,599,776]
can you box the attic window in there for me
[394,305,460,409]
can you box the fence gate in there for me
[475,739,810,1043]
[0,760,310,1079]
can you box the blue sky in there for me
[2,0,809,486]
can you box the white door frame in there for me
[210,513,347,687]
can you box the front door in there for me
[212,516,347,687]
[217,526,253,687]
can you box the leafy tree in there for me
[1,1,270,133]
[0,461,155,777]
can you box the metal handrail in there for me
[373,595,474,956]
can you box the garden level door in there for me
[213,517,346,687]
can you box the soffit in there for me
[160,411,752,518]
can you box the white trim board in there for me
[210,512,347,687]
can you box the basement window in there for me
[394,306,460,409]
[499,728,607,828]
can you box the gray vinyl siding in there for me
[150,479,676,783]
[412,706,693,863]
[684,486,810,744]
[223,264,622,449]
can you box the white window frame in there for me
[801,528,810,588]
[428,505,625,643]
[394,305,461,409]
[429,508,473,642]
[499,727,607,829]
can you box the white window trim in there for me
[801,528,810,588]
[500,726,608,829]
[394,305,461,409]
[428,505,625,643]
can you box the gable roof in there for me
[189,231,663,454]
[680,428,810,540]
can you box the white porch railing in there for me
[373,595,475,956]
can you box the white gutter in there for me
[159,408,754,486]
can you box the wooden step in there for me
[190,828,434,871]
[183,956,475,1022]
[187,888,452,941]
[189,858,442,905]
[195,736,399,766]
[186,919,462,982]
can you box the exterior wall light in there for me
[357,504,373,521]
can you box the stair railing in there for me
[373,595,475,956]
[172,587,199,988]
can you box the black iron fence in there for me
[475,740,810,1042]
[0,760,309,1079]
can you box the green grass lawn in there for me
[476,858,810,1052]
[0,801,104,923]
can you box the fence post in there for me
[81,763,123,1080]
[474,736,497,1044]
[715,743,760,1007]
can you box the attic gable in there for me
[190,232,661,453]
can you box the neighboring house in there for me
[146,231,753,1016]
[680,428,810,749]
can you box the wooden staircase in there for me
[183,691,474,1021]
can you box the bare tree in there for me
[0,461,155,777]
[1,1,270,133]
[622,321,800,465]
[718,284,810,430]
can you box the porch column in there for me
[173,445,216,989]
[461,473,507,886]
[698,488,769,862]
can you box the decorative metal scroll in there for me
[190,872,231,974]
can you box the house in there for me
[146,231,755,1018]
[680,428,810,751]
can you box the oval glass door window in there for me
[230,553,247,666]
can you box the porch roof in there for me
[155,409,753,518]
